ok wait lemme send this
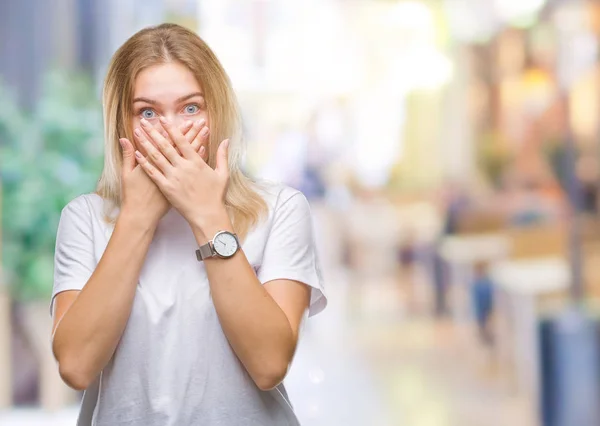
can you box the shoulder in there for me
[60,193,110,225]
[62,193,103,214]
[249,181,313,241]
[253,180,309,214]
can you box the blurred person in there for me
[396,230,422,315]
[577,155,599,215]
[301,98,350,202]
[430,243,450,318]
[429,182,471,318]
[257,126,308,189]
[398,231,418,271]
[298,165,327,200]
[50,24,327,426]
[441,181,470,235]
[470,262,494,345]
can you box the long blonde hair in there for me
[96,23,267,240]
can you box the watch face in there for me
[213,232,239,258]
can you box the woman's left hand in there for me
[133,116,230,236]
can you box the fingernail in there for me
[185,120,193,128]
[140,118,150,127]
[119,138,126,148]
[135,151,143,159]
[199,146,206,156]
[196,119,205,127]
[223,139,230,149]
[200,126,210,137]
[159,116,168,124]
[134,128,142,137]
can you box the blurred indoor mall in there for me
[2,0,600,425]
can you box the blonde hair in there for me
[96,23,267,240]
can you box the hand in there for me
[133,116,230,236]
[156,119,210,161]
[119,121,207,227]
[119,138,169,227]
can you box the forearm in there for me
[52,212,156,388]
[194,219,296,390]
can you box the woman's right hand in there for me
[119,137,170,226]
[119,120,207,227]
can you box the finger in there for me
[185,119,205,144]
[161,123,190,144]
[140,118,181,165]
[198,146,206,161]
[199,125,210,148]
[135,150,169,188]
[180,120,193,136]
[168,121,196,157]
[215,139,230,177]
[159,121,192,144]
[159,116,196,160]
[190,137,208,161]
[181,119,205,159]
[134,128,174,175]
[190,136,205,155]
[190,126,208,160]
[119,138,136,173]
[190,124,210,164]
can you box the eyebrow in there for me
[132,92,204,105]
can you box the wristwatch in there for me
[196,230,240,261]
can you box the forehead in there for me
[133,62,202,100]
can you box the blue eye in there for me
[184,104,199,114]
[141,108,156,119]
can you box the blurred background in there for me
[3,0,600,425]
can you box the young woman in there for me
[50,23,327,426]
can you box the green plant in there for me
[1,71,104,301]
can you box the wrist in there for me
[189,207,232,244]
[118,207,160,232]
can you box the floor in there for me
[288,266,533,426]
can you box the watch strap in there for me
[195,242,214,261]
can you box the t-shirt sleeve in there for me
[51,196,96,314]
[257,190,327,317]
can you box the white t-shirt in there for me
[51,182,327,426]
